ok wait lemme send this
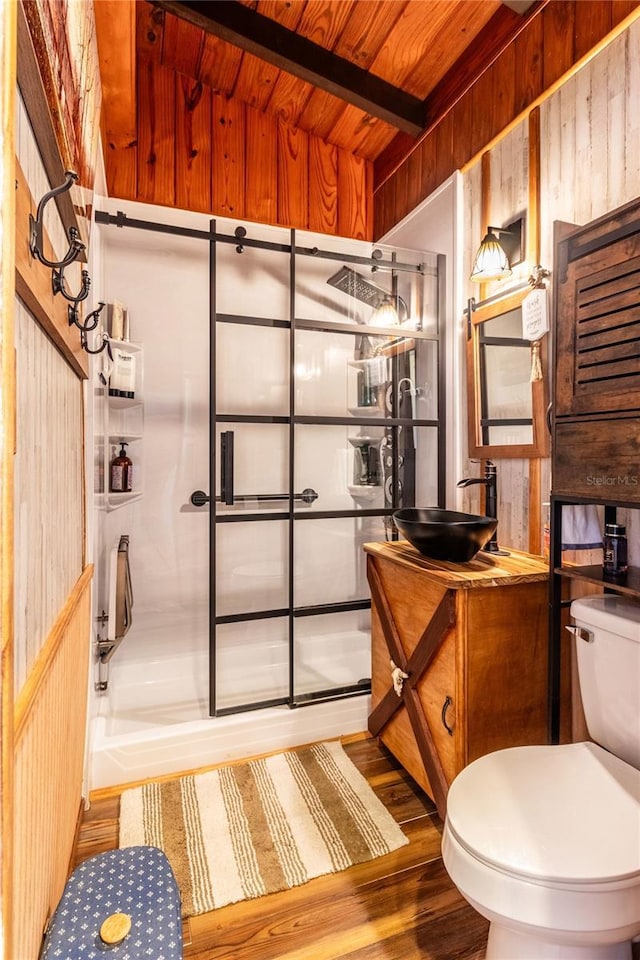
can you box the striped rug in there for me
[119,740,408,917]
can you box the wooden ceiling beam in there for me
[151,0,426,137]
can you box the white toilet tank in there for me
[571,595,640,770]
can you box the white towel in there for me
[561,504,602,550]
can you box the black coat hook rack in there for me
[30,172,109,360]
[29,171,85,270]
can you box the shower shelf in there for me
[105,337,144,511]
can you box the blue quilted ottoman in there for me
[40,846,182,959]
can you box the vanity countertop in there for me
[363,541,549,589]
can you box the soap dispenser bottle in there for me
[110,442,133,493]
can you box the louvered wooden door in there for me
[556,208,640,418]
[553,199,640,502]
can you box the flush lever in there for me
[565,625,593,643]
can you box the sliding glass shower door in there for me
[208,224,444,716]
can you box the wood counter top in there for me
[363,540,549,588]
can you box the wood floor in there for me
[73,736,489,960]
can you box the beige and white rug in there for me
[119,740,408,917]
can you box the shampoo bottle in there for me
[110,442,133,493]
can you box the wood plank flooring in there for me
[73,736,489,960]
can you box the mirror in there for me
[466,288,549,459]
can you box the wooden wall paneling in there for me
[574,0,612,61]
[245,106,278,224]
[104,142,137,203]
[13,300,85,691]
[389,157,409,229]
[330,105,395,160]
[308,137,338,235]
[94,0,137,202]
[176,76,212,214]
[233,51,280,111]
[469,66,496,160]
[559,74,580,222]
[161,13,204,77]
[406,147,423,216]
[434,112,454,191]
[513,9,544,116]
[613,0,640,22]
[338,151,372,240]
[450,93,472,173]
[137,57,176,206]
[605,32,628,212]
[14,165,88,379]
[589,32,610,219]
[267,73,314,128]
[298,88,346,142]
[12,569,92,960]
[491,42,516,136]
[419,134,438,204]
[277,121,309,228]
[624,20,640,203]
[373,176,393,240]
[198,32,242,94]
[1,5,16,956]
[542,1,576,89]
[136,0,164,62]
[212,94,246,219]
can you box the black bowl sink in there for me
[393,508,498,563]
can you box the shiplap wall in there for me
[13,300,84,693]
[461,18,640,558]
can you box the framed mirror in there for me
[466,288,549,459]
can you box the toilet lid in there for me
[446,742,640,885]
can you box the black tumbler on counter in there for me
[603,523,628,580]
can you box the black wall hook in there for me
[81,330,112,359]
[29,171,86,269]
[69,300,105,333]
[52,266,91,304]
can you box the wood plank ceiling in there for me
[96,0,542,238]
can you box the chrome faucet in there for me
[457,460,506,554]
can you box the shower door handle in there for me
[220,430,235,505]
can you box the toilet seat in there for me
[446,742,640,887]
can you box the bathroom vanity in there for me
[365,541,549,817]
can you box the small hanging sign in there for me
[522,286,549,382]
[521,286,549,341]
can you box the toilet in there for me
[441,594,640,960]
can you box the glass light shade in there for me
[470,232,512,282]
[370,299,400,326]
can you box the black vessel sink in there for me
[393,508,498,562]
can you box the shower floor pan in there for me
[90,645,371,791]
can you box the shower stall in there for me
[89,199,444,789]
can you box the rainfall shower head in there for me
[327,266,408,325]
[327,265,390,308]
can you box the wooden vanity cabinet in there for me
[365,542,549,818]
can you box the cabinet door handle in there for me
[441,695,454,735]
